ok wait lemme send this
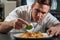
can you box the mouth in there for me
[34,18,41,23]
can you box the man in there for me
[0,0,60,36]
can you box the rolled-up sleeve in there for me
[45,13,60,28]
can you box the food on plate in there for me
[17,32,45,38]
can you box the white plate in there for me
[13,33,53,38]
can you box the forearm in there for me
[53,23,60,27]
[0,21,13,33]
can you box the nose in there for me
[37,13,42,18]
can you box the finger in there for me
[47,29,51,35]
[47,27,55,35]
[15,21,22,29]
[58,32,60,35]
[50,30,56,36]
[18,18,30,26]
[15,24,22,29]
[55,31,60,36]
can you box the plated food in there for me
[17,32,44,38]
[14,32,53,38]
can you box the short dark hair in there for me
[34,0,51,6]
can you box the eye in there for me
[34,9,40,13]
[41,12,46,14]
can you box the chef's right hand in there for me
[11,18,30,30]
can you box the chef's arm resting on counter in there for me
[0,18,30,33]
[47,23,60,36]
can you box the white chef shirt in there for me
[4,5,60,33]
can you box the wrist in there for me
[9,21,14,28]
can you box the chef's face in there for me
[31,3,50,23]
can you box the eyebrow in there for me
[35,9,46,13]
[35,9,40,12]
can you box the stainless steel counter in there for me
[0,33,12,40]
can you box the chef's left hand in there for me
[47,26,60,36]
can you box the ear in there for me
[48,6,51,12]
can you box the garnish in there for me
[25,25,33,30]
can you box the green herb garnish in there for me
[25,25,33,30]
[35,32,39,34]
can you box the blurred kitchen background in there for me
[0,0,60,22]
